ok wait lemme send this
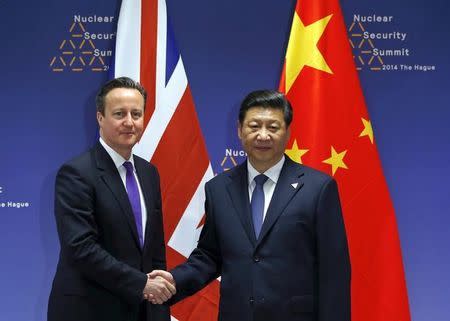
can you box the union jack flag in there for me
[114,1,219,320]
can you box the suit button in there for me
[253,256,260,262]
[249,297,254,305]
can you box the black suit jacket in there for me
[48,143,170,321]
[170,156,350,321]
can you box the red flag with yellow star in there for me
[280,1,411,321]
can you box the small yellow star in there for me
[322,146,348,175]
[284,12,333,93]
[285,139,309,164]
[359,117,374,144]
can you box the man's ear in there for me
[237,121,243,139]
[96,111,103,126]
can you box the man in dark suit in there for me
[151,90,351,321]
[48,77,175,321]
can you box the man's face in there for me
[238,106,290,172]
[97,87,145,159]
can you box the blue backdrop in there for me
[0,0,449,320]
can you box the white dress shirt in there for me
[247,155,285,220]
[99,138,147,241]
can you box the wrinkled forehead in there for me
[241,106,286,124]
[104,88,145,109]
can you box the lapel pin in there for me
[291,183,298,189]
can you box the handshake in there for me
[143,270,176,304]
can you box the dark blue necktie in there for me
[123,161,144,247]
[251,174,268,238]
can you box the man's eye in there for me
[114,112,123,117]
[132,111,143,118]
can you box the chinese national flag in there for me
[280,1,411,321]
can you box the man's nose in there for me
[123,113,133,125]
[257,128,270,141]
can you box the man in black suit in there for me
[48,77,175,321]
[151,90,351,321]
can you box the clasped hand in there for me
[143,270,176,304]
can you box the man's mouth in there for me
[254,146,271,150]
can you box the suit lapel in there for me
[94,143,142,251]
[226,163,257,246]
[257,157,305,246]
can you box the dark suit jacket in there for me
[48,143,170,321]
[170,156,350,321]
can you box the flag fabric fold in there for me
[115,1,218,320]
[280,1,411,321]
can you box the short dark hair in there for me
[96,77,147,115]
[239,90,293,127]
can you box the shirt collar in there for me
[99,137,135,170]
[247,155,285,185]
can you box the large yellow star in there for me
[359,117,374,144]
[322,146,348,175]
[285,12,333,93]
[285,139,309,164]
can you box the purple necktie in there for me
[251,174,268,238]
[123,161,144,247]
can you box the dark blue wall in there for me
[0,1,448,320]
